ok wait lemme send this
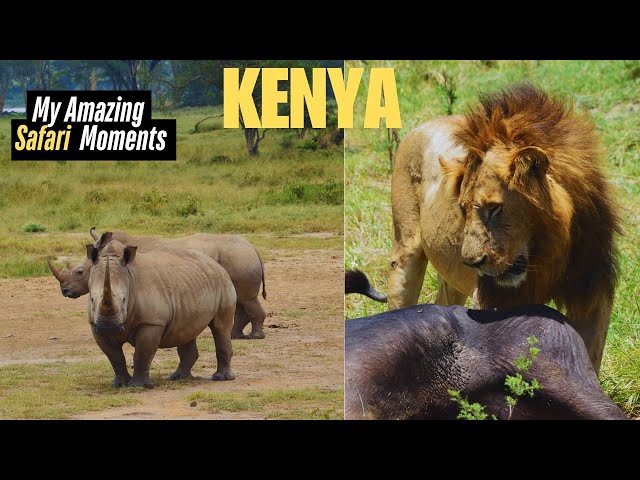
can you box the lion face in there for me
[456,146,547,288]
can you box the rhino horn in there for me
[99,255,116,316]
[47,258,64,282]
[90,227,98,240]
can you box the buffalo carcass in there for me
[87,240,236,388]
[345,302,626,420]
[48,227,266,339]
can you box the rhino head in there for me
[48,228,113,299]
[86,240,137,335]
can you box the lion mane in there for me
[450,83,621,310]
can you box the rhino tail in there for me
[253,245,267,300]
[345,269,388,303]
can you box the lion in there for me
[388,83,620,373]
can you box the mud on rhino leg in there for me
[243,298,266,339]
[169,339,199,380]
[231,303,250,339]
[210,304,236,381]
[129,325,164,389]
[92,331,131,388]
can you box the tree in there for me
[100,60,163,90]
[0,62,13,114]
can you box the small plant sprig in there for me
[448,390,496,420]
[504,336,542,420]
[448,335,543,420]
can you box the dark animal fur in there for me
[345,304,626,420]
[345,269,387,302]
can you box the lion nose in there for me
[463,255,487,268]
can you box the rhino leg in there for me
[128,325,163,389]
[169,339,199,380]
[231,303,249,339]
[243,298,266,339]
[210,304,236,381]
[92,331,131,388]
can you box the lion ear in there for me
[510,146,549,189]
[439,156,465,197]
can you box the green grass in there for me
[345,60,640,417]
[188,388,344,419]
[0,361,140,419]
[0,232,342,279]
[0,105,343,279]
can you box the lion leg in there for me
[388,236,427,310]
[565,294,612,376]
[436,275,468,306]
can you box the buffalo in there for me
[345,271,626,420]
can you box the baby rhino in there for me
[87,240,236,388]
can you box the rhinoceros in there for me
[86,239,236,388]
[48,227,266,339]
[345,278,626,420]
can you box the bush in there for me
[85,189,107,204]
[317,128,343,148]
[240,173,263,187]
[624,61,640,80]
[175,194,202,217]
[279,133,296,150]
[298,139,318,151]
[271,180,343,205]
[58,217,81,232]
[22,222,47,233]
[208,155,235,164]
[131,188,168,216]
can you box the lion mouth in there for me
[504,255,527,276]
[493,255,528,287]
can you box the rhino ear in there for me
[96,231,113,251]
[86,244,99,264]
[123,246,137,265]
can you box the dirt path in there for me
[0,248,344,419]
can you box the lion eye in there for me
[76,270,83,276]
[488,204,502,218]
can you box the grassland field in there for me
[0,106,344,419]
[345,60,640,417]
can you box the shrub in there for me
[175,194,202,217]
[131,188,168,216]
[85,189,107,204]
[624,61,640,80]
[22,222,47,233]
[240,173,263,187]
[279,133,296,150]
[272,180,343,205]
[208,155,235,164]
[58,218,81,232]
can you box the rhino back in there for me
[111,231,262,300]
[167,234,262,300]
[131,249,235,348]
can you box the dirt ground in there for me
[0,247,344,419]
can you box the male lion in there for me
[388,84,620,372]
